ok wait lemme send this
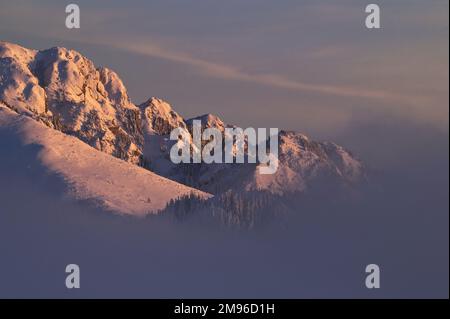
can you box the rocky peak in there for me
[139,97,186,135]
[0,41,143,164]
[186,113,226,132]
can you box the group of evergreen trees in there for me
[156,190,293,229]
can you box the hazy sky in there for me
[0,0,448,161]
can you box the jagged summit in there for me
[186,113,226,131]
[139,97,186,135]
[0,41,143,163]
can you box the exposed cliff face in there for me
[139,97,186,135]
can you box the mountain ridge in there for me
[0,41,366,201]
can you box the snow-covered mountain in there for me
[0,41,365,205]
[0,41,143,164]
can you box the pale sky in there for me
[0,0,448,167]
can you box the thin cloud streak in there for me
[112,41,405,101]
[106,39,442,128]
[55,32,409,103]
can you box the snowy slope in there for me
[0,105,210,215]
